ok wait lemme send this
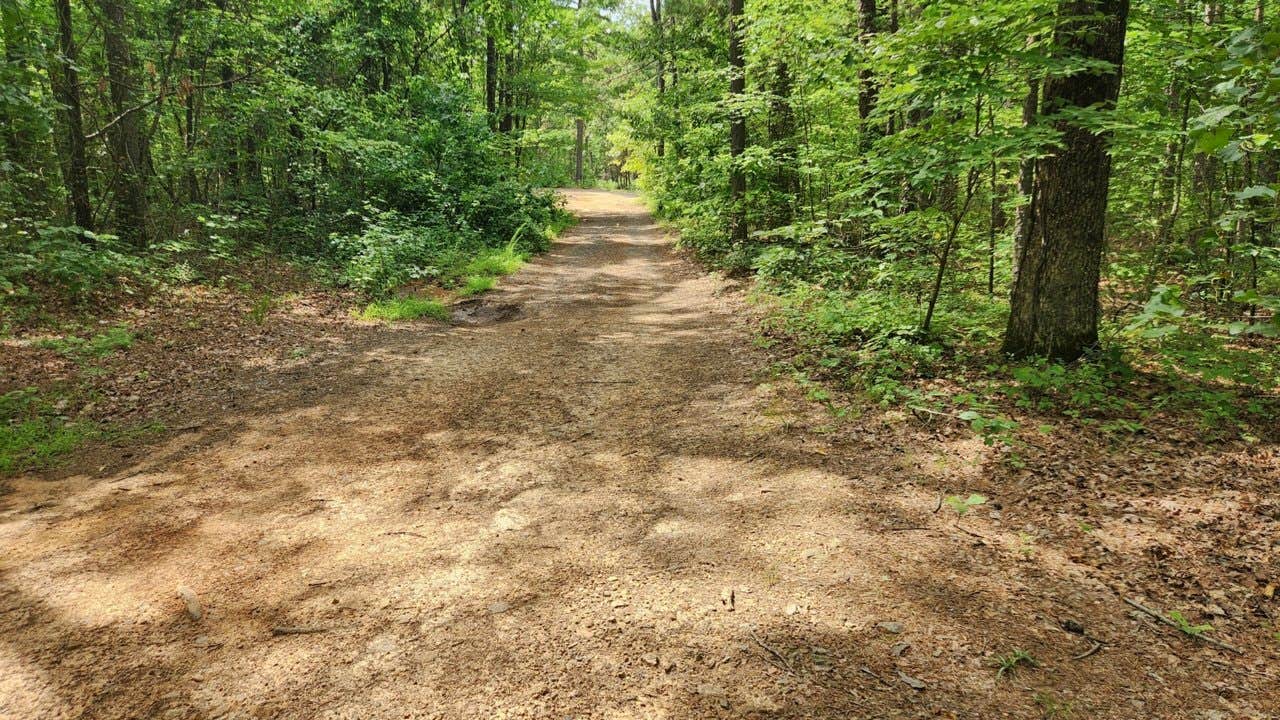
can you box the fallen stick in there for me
[747,626,796,675]
[271,626,330,636]
[1123,598,1244,655]
[1071,640,1103,661]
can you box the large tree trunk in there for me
[728,0,747,244]
[98,0,150,245]
[51,0,93,231]
[1002,0,1130,361]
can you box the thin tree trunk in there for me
[485,32,498,123]
[1003,0,1131,361]
[767,60,798,229]
[574,118,585,185]
[98,0,150,245]
[651,0,666,158]
[857,0,878,143]
[51,0,93,231]
[1010,76,1039,284]
[728,0,747,244]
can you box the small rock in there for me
[877,621,903,634]
[641,652,659,667]
[487,602,511,614]
[784,604,800,616]
[891,642,911,657]
[177,586,203,621]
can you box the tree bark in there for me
[856,0,878,135]
[1002,0,1130,361]
[51,0,93,231]
[1010,76,1039,284]
[766,60,798,228]
[485,32,498,123]
[728,0,747,244]
[650,0,666,158]
[574,118,585,185]
[98,0,150,245]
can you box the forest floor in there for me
[1,190,1277,720]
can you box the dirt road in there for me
[1,191,1273,719]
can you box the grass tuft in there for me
[461,244,526,279]
[359,297,449,322]
[460,275,496,296]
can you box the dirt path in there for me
[1,191,1274,719]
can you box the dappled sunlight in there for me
[1,191,1274,719]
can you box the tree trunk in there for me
[856,0,878,136]
[51,0,93,231]
[1002,0,1130,361]
[728,0,747,244]
[2,0,30,169]
[98,0,150,245]
[651,0,666,158]
[1010,76,1039,284]
[574,118,585,185]
[766,60,798,228]
[485,32,498,123]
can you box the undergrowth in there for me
[738,241,1279,450]
[360,297,449,322]
[0,388,92,475]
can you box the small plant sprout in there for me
[992,648,1038,679]
[943,493,987,517]
[1167,610,1213,637]
[1033,691,1074,719]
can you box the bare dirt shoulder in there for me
[0,190,1275,720]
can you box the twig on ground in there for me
[1124,598,1244,655]
[747,626,796,675]
[1071,640,1103,661]
[383,531,432,540]
[271,626,330,636]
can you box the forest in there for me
[1,0,1278,718]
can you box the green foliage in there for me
[0,388,90,475]
[992,648,1038,679]
[460,276,496,296]
[359,298,449,323]
[943,493,988,517]
[1167,610,1213,638]
[247,296,276,326]
[35,325,134,362]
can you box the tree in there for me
[1003,0,1131,360]
[728,0,746,245]
[50,0,92,230]
[97,0,150,245]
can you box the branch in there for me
[85,55,282,141]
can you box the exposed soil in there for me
[1,190,1276,720]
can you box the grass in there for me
[360,297,449,322]
[448,243,528,298]
[0,417,92,474]
[460,275,496,296]
[0,387,92,475]
[992,648,1038,679]
[35,324,134,362]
